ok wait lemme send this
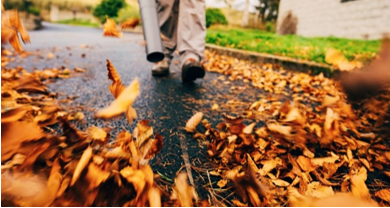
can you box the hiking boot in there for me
[152,60,170,77]
[181,58,205,82]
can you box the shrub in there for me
[206,8,228,28]
[27,6,40,16]
[93,0,126,23]
[265,22,275,33]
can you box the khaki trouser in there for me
[156,0,206,63]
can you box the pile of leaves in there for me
[198,48,390,206]
[1,44,202,206]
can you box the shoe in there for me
[152,60,170,77]
[181,58,205,82]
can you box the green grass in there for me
[206,26,381,65]
[55,18,99,28]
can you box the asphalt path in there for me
[5,22,267,197]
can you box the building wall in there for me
[276,0,390,40]
[49,5,99,23]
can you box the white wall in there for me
[276,0,390,40]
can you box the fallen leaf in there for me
[1,121,45,162]
[85,163,110,190]
[103,17,122,37]
[106,59,125,98]
[148,186,161,207]
[243,122,256,134]
[172,172,198,207]
[121,18,140,29]
[185,112,203,133]
[305,181,334,198]
[374,189,390,203]
[325,48,362,71]
[1,106,29,123]
[350,166,370,199]
[217,179,228,188]
[96,78,139,119]
[212,103,219,110]
[87,126,108,143]
[310,152,339,166]
[144,133,163,160]
[71,146,93,186]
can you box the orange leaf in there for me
[106,59,125,98]
[121,18,140,29]
[71,146,93,186]
[185,112,203,133]
[96,78,139,119]
[144,133,163,160]
[103,17,122,37]
[375,189,390,203]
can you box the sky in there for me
[205,0,260,12]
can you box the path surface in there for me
[6,22,267,196]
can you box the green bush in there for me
[265,22,275,33]
[93,0,126,23]
[27,6,40,16]
[206,8,228,28]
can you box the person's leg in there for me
[177,0,206,82]
[152,0,179,76]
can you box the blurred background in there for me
[2,0,390,65]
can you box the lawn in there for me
[206,26,381,65]
[55,18,100,28]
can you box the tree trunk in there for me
[241,0,250,27]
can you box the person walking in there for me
[152,0,206,82]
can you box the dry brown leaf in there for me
[148,186,161,207]
[284,107,305,124]
[121,18,140,29]
[103,17,122,37]
[134,120,153,147]
[144,133,163,160]
[85,163,110,190]
[15,76,48,94]
[217,179,228,188]
[266,122,291,136]
[1,10,30,52]
[232,199,248,207]
[1,153,26,171]
[310,152,339,167]
[212,103,219,110]
[350,166,370,199]
[289,188,378,207]
[87,126,108,143]
[1,121,45,162]
[96,78,139,119]
[272,179,290,187]
[243,122,256,134]
[47,53,54,58]
[185,112,203,133]
[325,48,362,71]
[120,166,147,202]
[259,157,282,176]
[106,59,125,98]
[172,172,198,207]
[28,159,62,207]
[1,106,29,123]
[297,156,316,172]
[305,181,334,198]
[374,189,390,203]
[71,146,93,186]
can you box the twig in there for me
[179,134,194,186]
